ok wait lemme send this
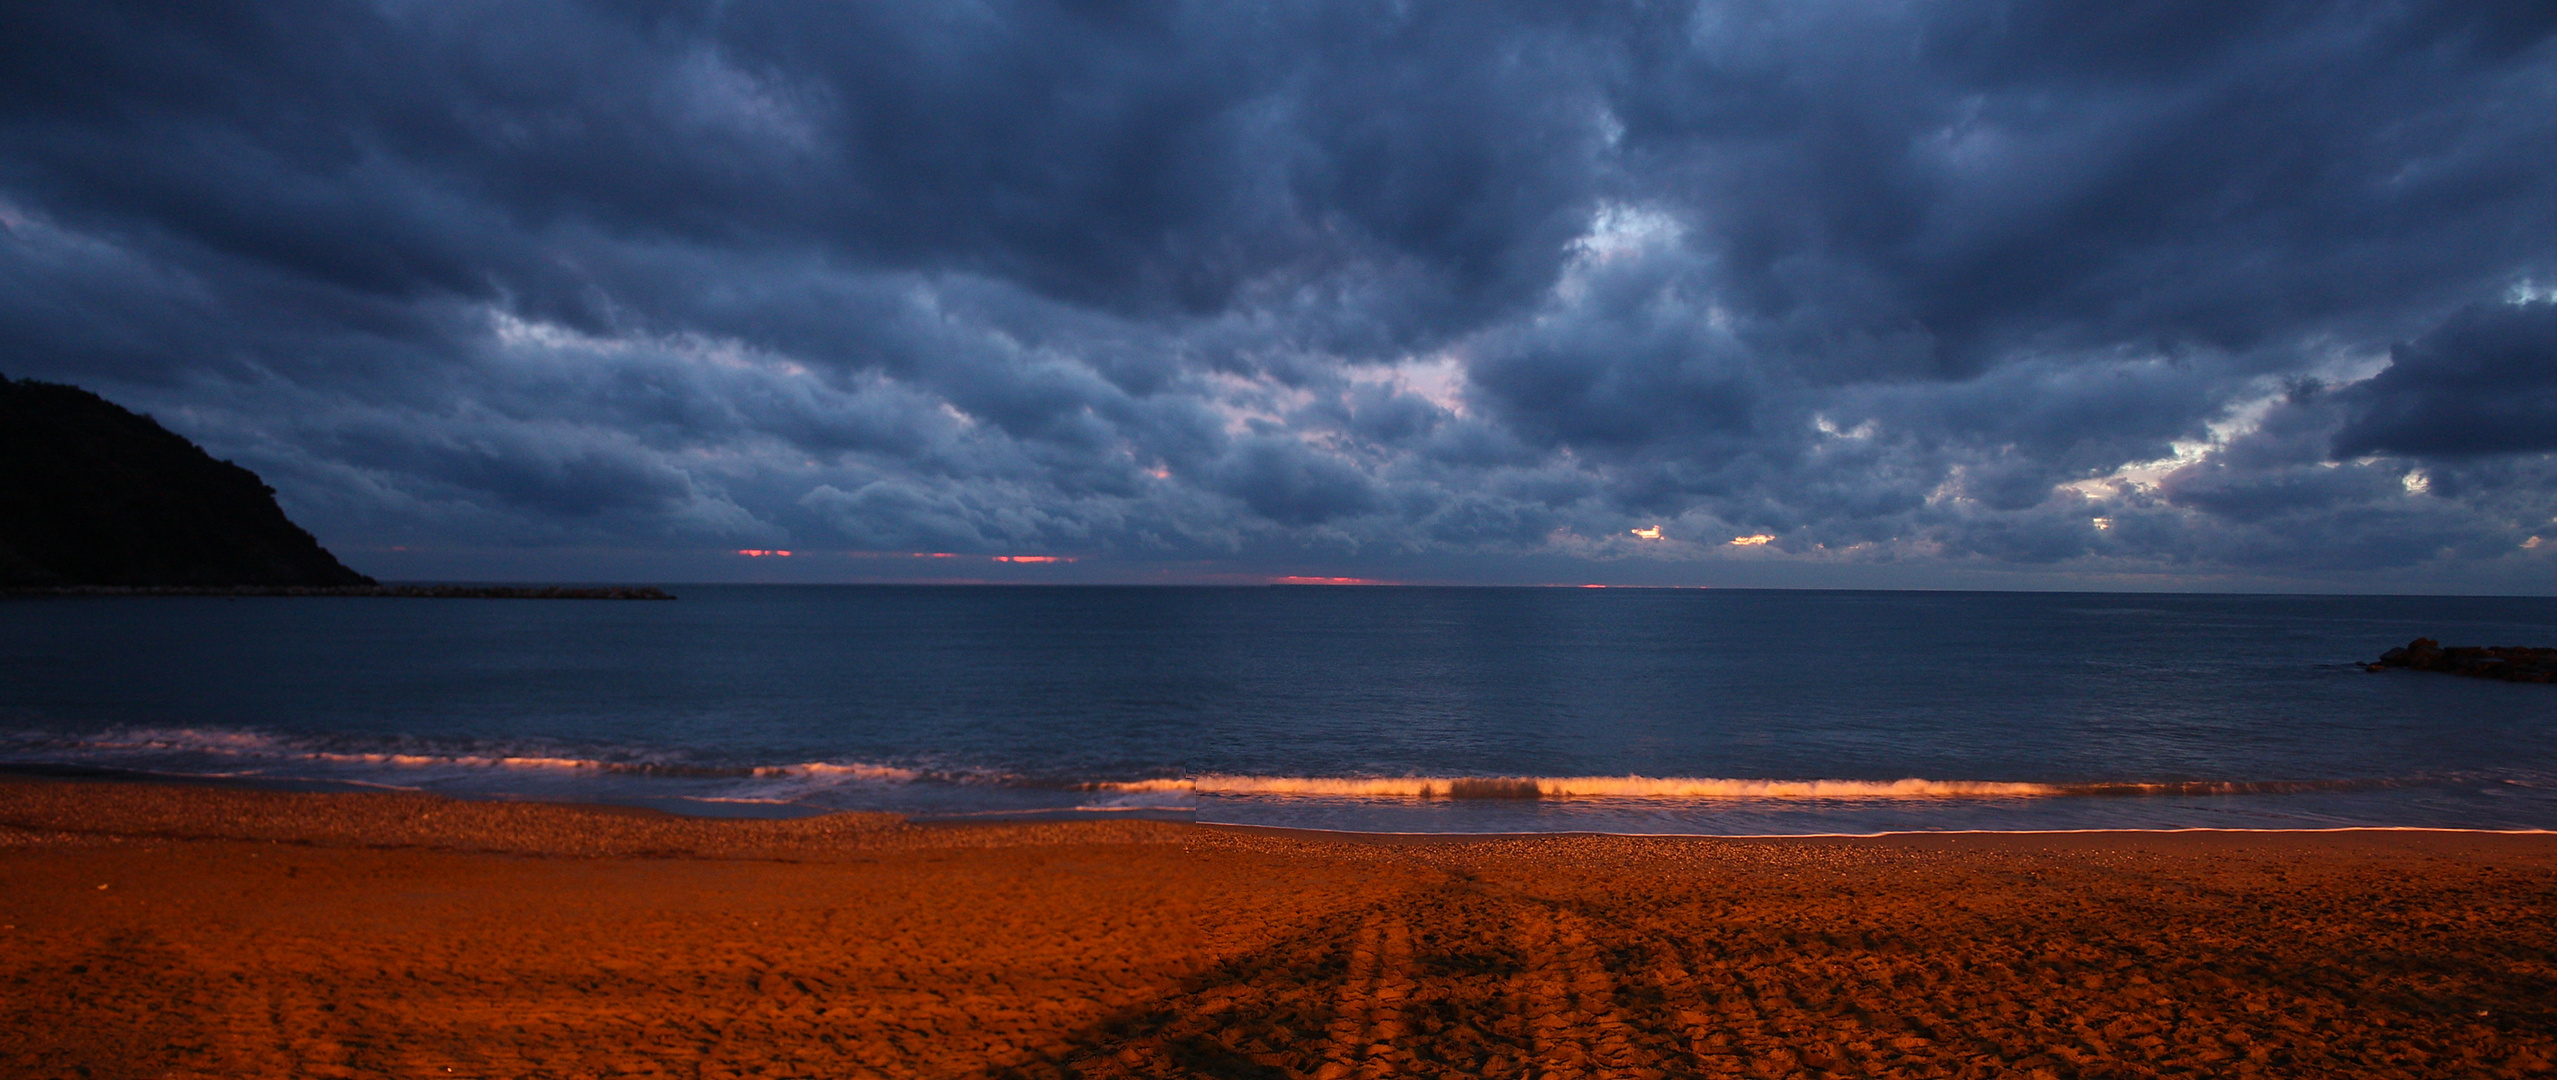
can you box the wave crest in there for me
[1090,775,2377,800]
[5,729,2385,803]
[3,727,920,784]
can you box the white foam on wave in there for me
[7,729,2390,805]
[1097,775,2058,798]
[3,727,920,785]
[754,762,921,782]
[72,727,285,753]
[1091,775,2375,800]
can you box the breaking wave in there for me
[0,727,923,785]
[1,728,2392,807]
[1092,775,2385,800]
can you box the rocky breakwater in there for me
[2366,638,2557,683]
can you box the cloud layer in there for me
[4,1,2555,587]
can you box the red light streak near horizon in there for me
[1273,575,1387,585]
[992,555,1072,563]
[736,549,793,557]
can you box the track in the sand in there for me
[1013,870,2557,1080]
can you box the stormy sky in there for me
[5,2,2556,589]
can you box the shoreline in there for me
[14,762,2554,840]
[17,762,2557,839]
[7,777,2557,1077]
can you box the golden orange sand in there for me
[3,779,2553,1079]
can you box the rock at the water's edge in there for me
[2366,637,2557,683]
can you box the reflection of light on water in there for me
[1099,775,2069,798]
[1730,534,1774,546]
[1186,787,2557,837]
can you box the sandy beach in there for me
[3,779,2553,1079]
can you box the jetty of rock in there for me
[2366,638,2557,683]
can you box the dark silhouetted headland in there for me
[0,377,675,598]
[0,376,372,588]
[9,584,674,600]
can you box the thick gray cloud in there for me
[2,1,2554,587]
[2332,301,2557,459]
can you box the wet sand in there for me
[4,780,2553,1079]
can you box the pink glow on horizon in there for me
[1273,575,1389,585]
[736,549,793,557]
[992,555,1073,563]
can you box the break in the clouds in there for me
[4,2,2556,588]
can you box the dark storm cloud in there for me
[1209,436,1380,527]
[3,1,2555,585]
[2332,301,2557,459]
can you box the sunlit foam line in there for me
[752,763,924,782]
[29,732,600,768]
[61,764,435,794]
[1196,823,2557,840]
[1096,776,2057,798]
[291,755,926,783]
[26,734,925,783]
[2060,780,2396,797]
[294,752,784,777]
[49,731,288,752]
[1088,776,2395,800]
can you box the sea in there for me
[3,586,2552,835]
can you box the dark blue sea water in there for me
[3,586,2552,834]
